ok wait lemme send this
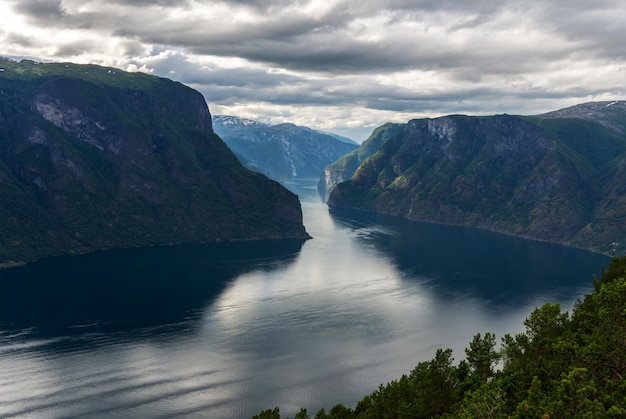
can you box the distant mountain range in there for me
[0,59,309,267]
[213,115,358,184]
[327,102,626,255]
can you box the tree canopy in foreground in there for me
[254,256,626,418]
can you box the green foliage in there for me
[0,58,162,90]
[551,368,605,418]
[465,332,501,383]
[324,122,403,178]
[514,376,551,418]
[535,117,626,170]
[353,377,414,418]
[452,379,506,419]
[253,256,626,419]
[294,408,310,419]
[253,407,311,419]
[593,254,626,289]
[410,348,459,416]
[253,407,281,419]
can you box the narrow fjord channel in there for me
[0,188,610,418]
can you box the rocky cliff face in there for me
[0,59,309,266]
[318,122,404,201]
[213,116,358,184]
[328,103,626,255]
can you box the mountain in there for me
[212,115,358,184]
[328,102,626,255]
[314,130,359,145]
[0,59,309,267]
[318,122,404,201]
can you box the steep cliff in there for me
[318,122,404,201]
[213,115,358,184]
[0,59,309,266]
[328,103,626,255]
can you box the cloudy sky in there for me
[1,0,625,141]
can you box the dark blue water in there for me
[0,192,611,418]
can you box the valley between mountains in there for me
[1,57,626,265]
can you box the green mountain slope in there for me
[328,103,626,255]
[0,59,309,266]
[318,122,404,200]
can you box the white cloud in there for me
[3,0,626,141]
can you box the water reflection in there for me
[0,197,613,418]
[329,207,610,305]
[0,240,304,339]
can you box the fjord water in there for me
[0,184,610,418]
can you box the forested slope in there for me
[0,59,309,266]
[328,103,626,255]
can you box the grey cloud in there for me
[127,0,191,5]
[53,40,103,58]
[204,67,624,113]
[331,0,506,16]
[142,54,410,107]
[16,0,623,78]
[13,0,67,19]
[82,0,192,6]
[215,0,309,12]
[549,12,626,59]
[132,30,435,75]
[4,32,36,48]
[6,0,626,139]
[361,85,513,113]
[202,85,340,107]
[113,11,331,47]
[105,1,580,78]
[201,71,476,110]
[118,40,150,58]
[144,57,303,88]
[448,13,497,31]
[135,42,624,116]
[190,35,560,78]
[127,52,331,104]
[192,68,301,88]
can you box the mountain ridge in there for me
[318,122,405,200]
[328,102,626,255]
[213,115,358,184]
